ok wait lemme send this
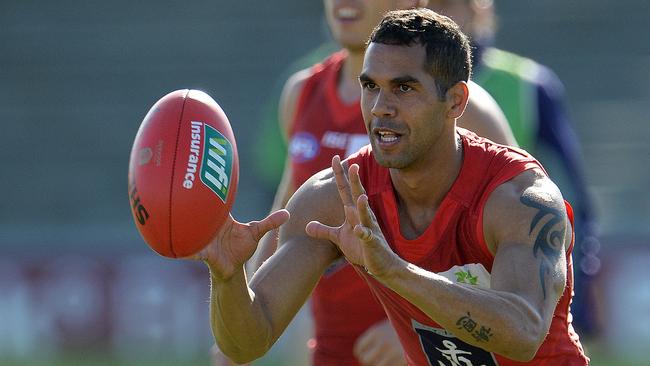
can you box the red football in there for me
[128,89,239,258]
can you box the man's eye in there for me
[364,82,377,90]
[398,84,412,92]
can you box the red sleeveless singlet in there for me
[346,128,588,366]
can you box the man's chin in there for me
[373,154,405,169]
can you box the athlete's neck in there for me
[336,49,365,105]
[390,129,464,237]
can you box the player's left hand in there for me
[354,319,407,366]
[306,155,399,279]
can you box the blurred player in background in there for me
[202,8,588,365]
[425,0,600,336]
[213,1,518,365]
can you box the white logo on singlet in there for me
[321,131,368,157]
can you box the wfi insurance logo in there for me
[200,124,233,203]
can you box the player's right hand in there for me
[187,210,290,281]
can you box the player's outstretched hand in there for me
[187,210,290,281]
[306,155,398,279]
[354,319,407,366]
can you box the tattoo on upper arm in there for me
[520,195,565,299]
[456,312,494,343]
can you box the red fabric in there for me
[346,128,588,365]
[288,51,385,366]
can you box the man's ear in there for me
[397,0,428,10]
[445,81,470,119]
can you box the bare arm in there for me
[459,81,518,146]
[200,169,343,363]
[308,160,569,361]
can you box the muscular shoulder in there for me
[482,168,570,254]
[279,165,344,254]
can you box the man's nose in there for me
[371,90,396,118]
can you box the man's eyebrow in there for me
[391,75,420,85]
[358,74,420,85]
[358,73,373,83]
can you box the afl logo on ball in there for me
[289,132,319,163]
[138,147,153,166]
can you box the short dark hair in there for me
[368,8,472,100]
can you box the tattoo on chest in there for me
[520,195,565,299]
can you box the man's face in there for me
[324,0,400,52]
[359,42,450,169]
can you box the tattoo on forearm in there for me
[520,195,565,299]
[456,312,494,343]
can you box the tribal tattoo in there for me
[520,194,565,299]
